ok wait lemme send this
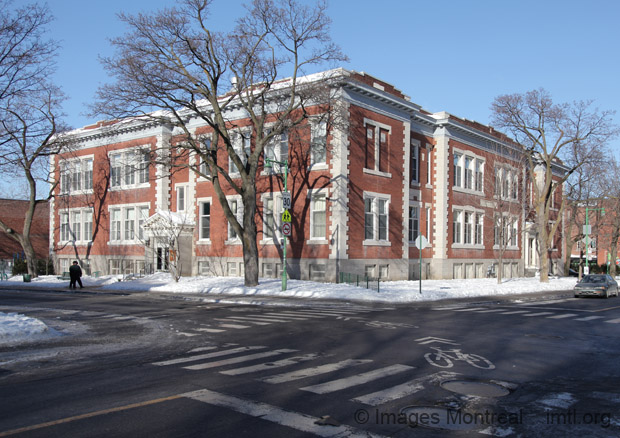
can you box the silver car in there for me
[574,274,619,298]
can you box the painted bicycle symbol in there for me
[424,347,495,370]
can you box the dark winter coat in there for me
[69,264,82,279]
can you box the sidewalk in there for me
[0,272,579,306]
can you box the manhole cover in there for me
[399,406,480,431]
[441,380,510,397]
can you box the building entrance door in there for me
[156,247,169,271]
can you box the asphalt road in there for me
[1,287,620,437]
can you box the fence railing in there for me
[338,272,380,292]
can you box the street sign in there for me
[282,192,291,210]
[281,209,292,223]
[583,225,591,235]
[414,235,429,250]
[282,222,292,237]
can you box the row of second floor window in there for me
[58,150,150,195]
[59,123,329,196]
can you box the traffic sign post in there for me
[414,235,429,294]
[265,157,290,291]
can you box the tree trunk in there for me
[21,237,38,278]
[242,187,259,287]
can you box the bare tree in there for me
[0,2,68,277]
[491,89,618,282]
[91,0,346,286]
[563,157,606,278]
[596,158,620,277]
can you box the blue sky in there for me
[20,0,620,148]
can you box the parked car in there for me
[574,274,619,298]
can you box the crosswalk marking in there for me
[260,359,373,384]
[268,312,325,319]
[519,299,570,306]
[215,318,271,326]
[351,371,458,406]
[183,388,388,438]
[547,314,578,319]
[604,318,620,324]
[300,364,414,394]
[184,349,298,371]
[245,315,294,323]
[473,309,507,313]
[220,354,320,376]
[523,312,554,317]
[499,310,531,315]
[351,379,423,405]
[574,316,605,321]
[152,346,266,366]
[194,328,226,333]
[188,346,220,353]
[262,313,309,320]
[218,323,251,329]
[452,307,487,312]
[288,311,352,317]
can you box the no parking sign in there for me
[282,222,292,237]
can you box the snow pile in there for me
[0,312,49,343]
[3,272,580,304]
[94,272,579,303]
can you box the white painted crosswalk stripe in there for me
[184,349,298,371]
[260,359,373,384]
[194,328,226,333]
[547,314,578,319]
[604,318,620,324]
[153,346,266,366]
[499,310,531,315]
[574,316,605,321]
[183,388,389,438]
[269,312,325,319]
[221,354,320,376]
[262,313,309,320]
[453,307,487,312]
[218,323,251,329]
[473,309,507,313]
[523,312,555,317]
[300,364,414,394]
[245,315,295,323]
[215,318,271,326]
[351,378,423,405]
[351,371,458,406]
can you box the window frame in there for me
[108,147,152,191]
[363,192,391,246]
[108,203,150,245]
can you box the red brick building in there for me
[0,199,49,272]
[50,69,564,281]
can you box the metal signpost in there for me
[265,157,290,291]
[414,235,429,294]
[584,206,604,275]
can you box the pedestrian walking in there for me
[69,261,83,288]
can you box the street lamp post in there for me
[265,158,289,291]
[585,206,605,274]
